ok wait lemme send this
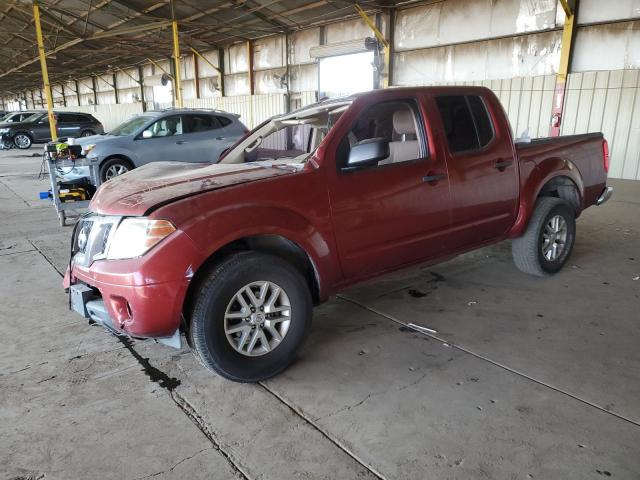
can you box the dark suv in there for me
[0,110,45,124]
[0,111,104,149]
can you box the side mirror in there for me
[141,130,153,139]
[343,138,389,172]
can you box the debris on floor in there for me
[407,322,437,334]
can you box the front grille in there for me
[72,215,120,267]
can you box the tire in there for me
[80,130,95,137]
[99,157,133,182]
[512,197,576,277]
[13,133,32,149]
[189,252,312,382]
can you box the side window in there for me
[146,116,183,137]
[57,113,75,123]
[435,95,494,153]
[185,114,219,133]
[338,99,425,169]
[467,96,493,147]
[216,116,232,127]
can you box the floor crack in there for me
[131,447,212,480]
[259,382,388,480]
[171,391,249,480]
[27,239,63,276]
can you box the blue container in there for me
[39,191,50,200]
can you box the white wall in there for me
[56,103,144,131]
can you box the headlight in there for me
[0,128,10,134]
[106,218,176,260]
[82,144,96,156]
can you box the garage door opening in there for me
[319,51,375,99]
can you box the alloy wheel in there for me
[14,134,30,148]
[542,214,568,261]
[105,164,129,180]
[224,281,291,357]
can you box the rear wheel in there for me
[99,157,133,182]
[13,133,32,149]
[189,252,312,382]
[512,197,576,276]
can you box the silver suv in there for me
[76,109,247,182]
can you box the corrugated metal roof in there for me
[0,0,405,94]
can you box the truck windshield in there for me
[109,115,152,136]
[219,99,352,165]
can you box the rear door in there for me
[181,114,228,162]
[327,95,452,280]
[432,92,518,247]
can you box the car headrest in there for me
[393,109,415,135]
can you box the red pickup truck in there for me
[65,87,612,382]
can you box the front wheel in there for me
[13,133,32,149]
[189,252,312,382]
[99,158,133,182]
[512,197,576,277]
[80,130,95,137]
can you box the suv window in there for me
[145,115,183,137]
[436,95,494,153]
[185,114,220,133]
[216,116,232,127]
[337,99,425,169]
[57,113,79,123]
[75,114,92,123]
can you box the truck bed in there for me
[515,132,607,210]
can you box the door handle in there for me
[175,140,187,145]
[215,137,225,140]
[422,172,447,184]
[494,159,513,170]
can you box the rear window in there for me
[436,95,494,153]
[185,114,219,133]
[58,113,89,123]
[216,116,232,127]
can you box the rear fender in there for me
[510,157,584,237]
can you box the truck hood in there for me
[90,161,301,216]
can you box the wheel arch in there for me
[510,156,584,237]
[12,130,33,144]
[182,234,322,329]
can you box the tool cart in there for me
[43,140,101,226]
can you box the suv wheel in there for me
[100,158,133,182]
[512,197,576,277]
[14,133,32,149]
[189,252,312,382]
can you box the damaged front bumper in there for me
[69,282,182,348]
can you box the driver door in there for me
[135,114,185,164]
[327,96,452,280]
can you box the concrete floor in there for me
[1,148,639,480]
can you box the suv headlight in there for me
[0,128,10,134]
[106,218,176,260]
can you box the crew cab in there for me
[64,87,612,382]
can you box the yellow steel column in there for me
[550,0,577,136]
[33,1,57,141]
[355,4,390,88]
[170,1,183,108]
[247,40,254,127]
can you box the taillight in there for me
[602,139,610,173]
